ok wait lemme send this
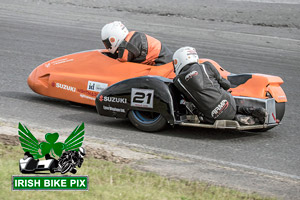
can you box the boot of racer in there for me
[235,114,255,125]
[70,167,77,174]
[237,106,267,124]
[252,107,268,124]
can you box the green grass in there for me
[0,143,274,200]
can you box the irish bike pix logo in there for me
[12,123,89,191]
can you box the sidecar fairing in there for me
[95,76,176,132]
[27,49,175,106]
[19,157,56,173]
[27,51,286,110]
[95,76,284,132]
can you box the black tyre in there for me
[128,110,167,132]
[60,162,72,174]
[249,125,277,132]
[275,102,285,122]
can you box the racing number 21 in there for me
[133,92,152,104]
[131,88,154,108]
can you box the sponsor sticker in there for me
[44,58,74,68]
[131,88,154,108]
[103,105,125,113]
[77,89,98,97]
[185,71,198,81]
[45,63,51,68]
[87,81,108,92]
[53,82,76,93]
[99,95,127,104]
[80,94,95,101]
[187,48,197,56]
[211,99,229,119]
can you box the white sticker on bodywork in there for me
[87,81,108,92]
[131,88,154,108]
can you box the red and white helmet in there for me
[173,47,199,75]
[101,21,129,54]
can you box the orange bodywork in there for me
[28,50,287,106]
[199,58,287,103]
[28,49,175,106]
[199,58,231,77]
[229,74,287,102]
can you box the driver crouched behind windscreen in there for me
[101,21,172,66]
[172,46,267,125]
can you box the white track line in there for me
[89,135,300,181]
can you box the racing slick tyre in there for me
[275,102,285,122]
[128,110,167,132]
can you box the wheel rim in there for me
[132,111,161,124]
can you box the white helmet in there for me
[101,21,129,54]
[78,147,86,158]
[173,47,199,75]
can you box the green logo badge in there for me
[13,123,88,190]
[18,123,85,159]
[18,123,86,175]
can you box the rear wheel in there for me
[275,102,285,122]
[60,162,72,174]
[128,110,167,132]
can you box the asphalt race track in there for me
[1,0,300,199]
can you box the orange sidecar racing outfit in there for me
[117,31,172,66]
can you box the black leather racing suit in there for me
[173,62,236,123]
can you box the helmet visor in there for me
[102,38,112,50]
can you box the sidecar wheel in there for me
[128,110,167,132]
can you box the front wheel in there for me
[128,110,167,132]
[60,162,72,174]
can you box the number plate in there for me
[131,88,154,108]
